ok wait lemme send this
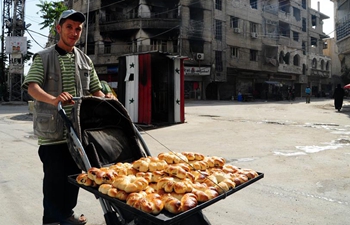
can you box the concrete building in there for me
[65,0,331,100]
[331,0,350,85]
[323,37,342,93]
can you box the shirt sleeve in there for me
[88,60,102,93]
[22,55,45,91]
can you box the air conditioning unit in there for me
[196,53,205,60]
[251,32,258,38]
[233,28,241,33]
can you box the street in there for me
[0,98,349,225]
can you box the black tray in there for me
[68,172,264,225]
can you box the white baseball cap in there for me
[58,9,86,23]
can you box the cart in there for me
[59,96,264,225]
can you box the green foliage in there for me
[36,0,68,35]
[341,65,350,85]
[23,40,33,63]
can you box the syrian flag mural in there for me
[125,55,139,122]
[173,57,184,123]
[119,52,185,125]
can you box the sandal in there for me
[60,214,87,225]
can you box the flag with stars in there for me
[125,55,139,122]
[173,57,184,123]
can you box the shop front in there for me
[184,66,211,100]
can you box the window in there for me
[312,58,317,68]
[293,31,299,41]
[215,0,222,10]
[230,16,239,28]
[293,7,300,21]
[250,0,257,9]
[302,42,306,55]
[250,49,258,61]
[293,54,300,66]
[250,22,257,32]
[215,51,223,72]
[302,18,306,32]
[190,7,203,21]
[302,0,306,9]
[320,60,325,70]
[311,15,317,28]
[311,37,317,47]
[231,47,239,58]
[104,42,111,54]
[189,40,204,53]
[284,52,290,64]
[215,20,222,40]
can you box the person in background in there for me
[100,80,117,98]
[22,9,115,225]
[305,86,311,104]
[333,84,345,112]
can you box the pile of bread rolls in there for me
[76,152,258,215]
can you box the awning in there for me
[265,81,283,87]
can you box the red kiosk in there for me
[118,52,186,125]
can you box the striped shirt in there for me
[23,46,102,145]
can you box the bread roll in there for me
[76,173,94,186]
[126,191,164,214]
[112,175,148,193]
[162,192,198,214]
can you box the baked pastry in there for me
[157,177,193,194]
[182,152,205,161]
[112,175,149,193]
[107,188,129,201]
[191,186,219,202]
[164,164,188,179]
[132,156,167,172]
[162,192,198,214]
[76,173,94,186]
[238,168,259,179]
[189,160,208,171]
[204,156,226,168]
[126,191,164,214]
[158,152,188,164]
[98,183,113,194]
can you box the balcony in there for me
[99,13,181,32]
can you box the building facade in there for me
[332,0,350,84]
[65,0,331,100]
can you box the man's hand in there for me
[105,93,117,100]
[55,92,75,106]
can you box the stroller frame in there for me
[59,97,214,225]
[59,97,263,225]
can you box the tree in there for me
[36,0,68,35]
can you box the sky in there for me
[0,0,336,74]
[311,0,334,38]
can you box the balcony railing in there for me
[93,43,179,56]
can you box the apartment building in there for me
[332,0,350,79]
[66,0,330,100]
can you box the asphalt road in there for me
[0,97,349,225]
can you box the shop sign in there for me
[184,66,211,76]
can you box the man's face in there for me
[56,19,83,49]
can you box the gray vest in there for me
[33,45,92,140]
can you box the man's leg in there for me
[39,143,81,224]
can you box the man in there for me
[22,9,114,225]
[305,86,311,104]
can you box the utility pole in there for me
[3,0,27,101]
